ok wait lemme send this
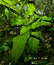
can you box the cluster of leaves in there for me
[0,0,54,65]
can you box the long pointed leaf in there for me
[10,32,30,65]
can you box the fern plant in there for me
[0,0,53,65]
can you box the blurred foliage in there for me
[0,0,54,65]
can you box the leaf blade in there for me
[10,32,30,65]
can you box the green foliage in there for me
[2,45,9,51]
[27,3,35,16]
[28,37,40,52]
[49,27,54,31]
[20,26,30,34]
[11,16,24,26]
[0,14,5,26]
[4,0,18,5]
[5,8,9,20]
[32,19,51,29]
[31,31,45,41]
[41,16,52,21]
[23,3,35,18]
[0,0,20,13]
[0,0,54,65]
[24,55,32,62]
[10,32,30,65]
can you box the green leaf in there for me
[2,45,8,51]
[31,19,40,29]
[24,3,35,18]
[18,0,20,2]
[28,37,40,52]
[26,15,39,25]
[4,0,18,6]
[5,8,9,20]
[10,32,30,65]
[49,27,54,31]
[24,55,32,62]
[27,3,35,16]
[32,19,51,29]
[0,14,5,26]
[10,18,16,26]
[15,18,23,25]
[20,26,30,34]
[40,21,51,26]
[42,16,52,21]
[0,0,20,14]
[11,17,24,26]
[31,31,45,41]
